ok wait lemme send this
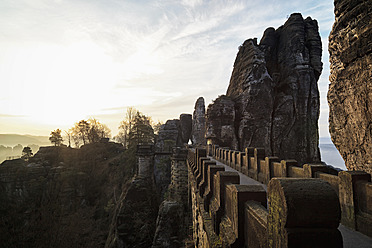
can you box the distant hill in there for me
[0,134,50,147]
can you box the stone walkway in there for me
[209,157,372,248]
[210,157,267,189]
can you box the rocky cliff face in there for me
[208,13,322,165]
[226,38,275,153]
[105,176,159,248]
[328,0,372,174]
[192,97,206,146]
[0,143,130,248]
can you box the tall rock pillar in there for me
[192,97,206,147]
[222,13,321,165]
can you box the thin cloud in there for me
[0,0,335,135]
[0,114,26,118]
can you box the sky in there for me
[0,0,335,137]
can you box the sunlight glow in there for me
[1,41,124,126]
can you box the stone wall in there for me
[328,0,372,174]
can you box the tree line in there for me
[49,107,161,149]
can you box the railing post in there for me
[236,151,243,172]
[304,163,330,178]
[253,148,265,181]
[281,160,297,178]
[268,178,342,247]
[222,184,266,247]
[245,147,255,177]
[199,160,216,197]
[196,157,210,186]
[339,171,371,229]
[263,156,279,184]
[210,171,240,235]
[203,165,225,212]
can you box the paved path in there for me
[210,157,267,190]
[339,224,372,248]
[209,156,372,248]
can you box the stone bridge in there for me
[185,145,372,247]
[137,144,372,247]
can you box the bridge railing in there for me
[210,145,372,238]
[188,147,343,247]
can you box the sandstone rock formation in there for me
[192,97,206,146]
[328,0,372,174]
[208,13,322,165]
[205,95,238,149]
[226,38,274,153]
[152,201,183,248]
[179,114,192,145]
[106,177,159,248]
[155,114,192,153]
[155,119,180,153]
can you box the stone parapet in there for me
[210,144,372,238]
[187,148,344,247]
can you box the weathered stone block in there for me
[196,157,210,186]
[268,178,341,247]
[245,201,268,248]
[199,161,216,197]
[251,148,265,181]
[265,156,280,184]
[339,170,371,229]
[281,160,298,178]
[303,163,330,178]
[203,165,225,212]
[223,184,266,247]
[210,171,240,235]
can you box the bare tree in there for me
[116,107,137,148]
[64,130,72,148]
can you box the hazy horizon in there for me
[1,0,334,137]
[0,133,346,170]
